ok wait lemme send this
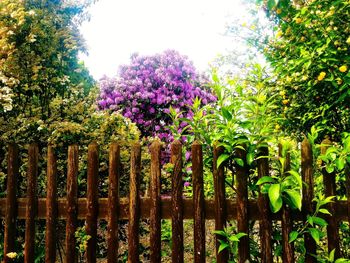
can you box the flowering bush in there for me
[261,0,350,141]
[98,50,216,144]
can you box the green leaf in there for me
[329,249,335,262]
[311,216,328,227]
[218,243,229,253]
[217,154,229,168]
[285,189,302,210]
[268,184,282,212]
[234,158,244,167]
[308,228,320,244]
[246,152,255,165]
[286,170,302,187]
[335,158,345,171]
[318,208,332,216]
[235,232,247,239]
[289,231,299,243]
[221,108,232,121]
[256,176,275,185]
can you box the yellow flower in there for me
[6,252,17,259]
[276,9,282,14]
[347,37,350,45]
[295,18,302,24]
[275,124,281,130]
[339,65,348,73]
[276,30,283,38]
[317,72,326,81]
[279,90,286,97]
[282,99,289,105]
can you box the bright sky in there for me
[80,0,247,80]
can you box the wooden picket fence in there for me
[0,139,349,263]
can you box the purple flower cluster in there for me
[98,50,216,143]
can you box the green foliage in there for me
[214,226,247,262]
[261,0,350,140]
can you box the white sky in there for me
[80,0,247,80]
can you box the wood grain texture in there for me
[171,140,184,263]
[192,141,205,263]
[65,145,79,263]
[45,145,58,263]
[107,144,120,263]
[301,139,316,263]
[149,141,162,263]
[128,143,141,263]
[257,147,272,263]
[24,143,39,263]
[321,138,340,258]
[4,143,19,263]
[86,143,99,263]
[280,145,294,263]
[213,145,228,263]
[236,147,249,263]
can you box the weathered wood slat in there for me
[24,143,39,263]
[149,141,162,263]
[280,146,294,263]
[171,140,184,263]
[301,139,316,263]
[65,145,79,263]
[86,143,99,263]
[192,141,205,263]
[0,198,349,220]
[45,145,58,263]
[236,147,249,263]
[346,164,350,225]
[321,138,340,258]
[213,145,228,263]
[128,143,141,263]
[107,144,120,263]
[4,143,19,263]
[257,147,272,263]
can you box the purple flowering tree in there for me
[98,50,216,144]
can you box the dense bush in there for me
[98,50,217,144]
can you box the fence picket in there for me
[128,143,141,263]
[65,145,79,263]
[45,145,58,263]
[171,140,184,263]
[346,164,350,225]
[150,141,162,263]
[107,143,120,263]
[24,143,39,263]
[257,147,272,263]
[280,146,294,263]
[236,147,249,263]
[321,138,340,258]
[301,139,317,263]
[213,145,228,263]
[4,143,19,263]
[86,143,99,263]
[192,141,205,263]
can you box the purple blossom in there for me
[97,50,216,156]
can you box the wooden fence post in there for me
[171,140,184,263]
[45,145,58,263]
[192,141,205,263]
[236,147,249,263]
[107,143,120,263]
[4,143,19,263]
[128,143,141,263]
[213,145,228,263]
[86,143,99,263]
[301,138,316,263]
[279,144,294,263]
[321,138,340,258]
[150,141,162,263]
[24,143,39,263]
[65,145,79,263]
[257,147,273,263]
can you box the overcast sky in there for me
[80,0,247,79]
